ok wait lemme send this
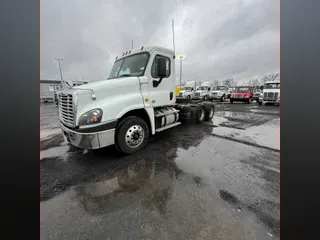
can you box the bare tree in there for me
[222,78,235,87]
[261,73,279,84]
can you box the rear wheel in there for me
[230,99,234,104]
[191,105,206,123]
[221,95,225,102]
[115,116,149,155]
[204,104,214,121]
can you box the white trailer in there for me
[58,46,215,155]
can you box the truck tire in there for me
[204,104,214,121]
[115,116,149,155]
[191,105,206,123]
[230,100,234,104]
[221,95,225,102]
[204,95,209,101]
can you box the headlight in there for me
[78,108,103,126]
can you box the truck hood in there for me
[232,91,250,95]
[195,90,207,94]
[179,90,192,94]
[211,90,224,94]
[67,77,142,121]
[263,89,280,93]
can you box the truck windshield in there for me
[264,83,280,89]
[199,86,208,90]
[235,87,251,92]
[108,53,150,79]
[184,87,192,91]
[214,86,226,90]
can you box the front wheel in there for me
[220,95,225,102]
[230,99,234,104]
[204,95,209,101]
[115,116,150,155]
[187,95,191,99]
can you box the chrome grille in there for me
[235,94,243,98]
[195,92,200,97]
[264,92,277,99]
[267,92,274,98]
[59,94,74,127]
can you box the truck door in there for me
[145,50,175,107]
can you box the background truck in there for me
[209,85,230,102]
[193,81,212,100]
[258,81,280,105]
[58,46,215,155]
[176,81,196,99]
[230,86,254,104]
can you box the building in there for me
[40,80,88,103]
[40,80,62,102]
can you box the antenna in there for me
[172,19,176,58]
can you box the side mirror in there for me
[156,57,167,77]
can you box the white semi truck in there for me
[177,81,196,99]
[58,46,215,155]
[258,81,280,105]
[193,81,212,100]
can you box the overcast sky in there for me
[41,0,279,83]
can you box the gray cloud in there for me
[41,0,278,83]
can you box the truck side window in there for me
[151,55,170,78]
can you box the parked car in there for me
[230,86,254,104]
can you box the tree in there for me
[222,78,235,87]
[261,73,279,84]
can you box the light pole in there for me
[177,55,185,88]
[54,58,64,81]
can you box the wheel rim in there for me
[199,108,205,121]
[125,125,145,148]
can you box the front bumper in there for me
[263,98,280,104]
[61,123,115,149]
[230,97,249,102]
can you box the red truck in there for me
[230,86,254,104]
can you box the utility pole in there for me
[131,40,133,50]
[54,58,64,81]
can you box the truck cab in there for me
[58,46,215,155]
[258,81,280,105]
[209,85,229,102]
[177,81,196,99]
[193,81,212,100]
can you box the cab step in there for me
[155,122,181,132]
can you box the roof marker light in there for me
[129,50,131,54]
[141,46,144,51]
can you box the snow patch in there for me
[211,116,229,126]
[40,128,62,140]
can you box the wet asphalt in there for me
[40,101,280,240]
